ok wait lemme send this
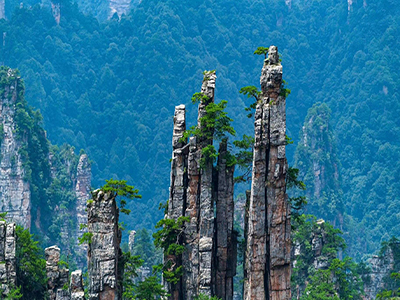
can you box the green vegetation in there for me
[15,225,47,300]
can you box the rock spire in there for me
[87,189,122,300]
[0,221,16,297]
[165,71,236,299]
[244,46,291,300]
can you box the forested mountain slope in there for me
[0,0,399,257]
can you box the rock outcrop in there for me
[0,221,16,297]
[0,70,31,229]
[0,0,4,19]
[244,46,291,300]
[108,0,130,19]
[87,190,122,300]
[75,154,91,264]
[70,270,86,300]
[165,71,237,299]
[45,245,70,300]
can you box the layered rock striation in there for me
[87,190,122,300]
[0,70,31,229]
[165,71,236,299]
[0,221,16,297]
[45,245,70,300]
[244,46,291,300]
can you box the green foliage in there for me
[194,294,221,300]
[301,258,363,300]
[239,86,260,118]
[5,286,23,300]
[100,179,142,215]
[15,225,47,299]
[121,252,144,299]
[131,275,168,300]
[232,135,254,183]
[191,92,210,104]
[78,232,93,245]
[153,216,189,283]
[253,47,269,59]
[130,228,161,268]
[279,80,291,98]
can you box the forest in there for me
[0,0,399,298]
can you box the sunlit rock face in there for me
[87,190,122,300]
[0,69,31,229]
[0,221,16,297]
[244,46,291,300]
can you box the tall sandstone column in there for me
[0,221,16,297]
[166,71,236,300]
[215,140,236,300]
[87,190,122,300]
[244,46,291,300]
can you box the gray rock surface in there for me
[0,221,16,297]
[0,71,31,229]
[45,245,71,300]
[244,46,291,300]
[70,270,86,300]
[75,154,91,265]
[108,0,130,19]
[87,190,122,300]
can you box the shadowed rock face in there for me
[87,190,122,300]
[0,221,16,297]
[244,46,291,300]
[165,71,236,300]
[70,270,85,300]
[0,72,31,229]
[45,245,70,300]
[75,154,91,266]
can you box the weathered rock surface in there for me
[0,0,4,19]
[165,71,236,299]
[363,247,395,300]
[0,71,31,229]
[70,270,86,300]
[0,221,16,297]
[244,46,291,300]
[215,140,236,300]
[75,154,91,264]
[87,190,122,300]
[45,245,70,300]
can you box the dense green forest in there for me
[0,0,399,259]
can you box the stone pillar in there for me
[244,46,291,300]
[87,190,122,300]
[128,230,136,254]
[166,104,188,300]
[215,140,236,300]
[70,270,86,300]
[45,245,70,300]
[197,71,216,297]
[0,221,16,297]
[0,70,31,229]
[75,154,91,264]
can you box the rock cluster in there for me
[244,46,291,300]
[87,190,122,300]
[165,71,237,300]
[0,221,16,297]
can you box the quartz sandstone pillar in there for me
[87,190,122,300]
[244,46,291,300]
[166,104,188,300]
[45,245,70,300]
[215,140,236,300]
[0,221,16,297]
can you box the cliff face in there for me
[87,190,122,300]
[0,70,31,229]
[244,46,291,300]
[0,221,16,297]
[0,67,92,266]
[295,103,343,227]
[165,71,236,300]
